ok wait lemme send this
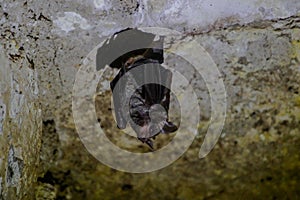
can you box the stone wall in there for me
[0,0,300,199]
[0,51,41,199]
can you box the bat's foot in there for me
[162,121,178,134]
[138,138,154,149]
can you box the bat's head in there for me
[131,104,178,141]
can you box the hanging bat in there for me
[110,56,178,149]
[97,28,178,149]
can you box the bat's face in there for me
[130,104,167,138]
[129,96,178,149]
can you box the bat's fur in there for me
[111,55,178,149]
[97,28,177,149]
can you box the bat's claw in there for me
[138,138,154,149]
[162,121,178,134]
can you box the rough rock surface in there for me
[0,0,300,199]
[0,51,41,199]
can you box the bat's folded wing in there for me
[110,69,128,129]
[110,59,178,134]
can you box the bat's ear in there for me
[162,121,178,134]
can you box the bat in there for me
[97,28,178,149]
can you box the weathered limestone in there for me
[0,51,41,199]
[0,0,299,199]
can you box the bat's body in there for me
[96,28,177,149]
[110,56,177,148]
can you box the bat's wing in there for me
[129,59,178,133]
[111,59,178,135]
[109,59,167,131]
[110,68,128,129]
[139,60,172,111]
[143,63,178,134]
